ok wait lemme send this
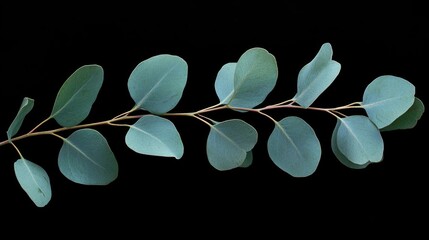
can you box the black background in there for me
[1,1,427,233]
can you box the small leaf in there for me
[207,119,258,171]
[336,115,384,165]
[14,159,52,207]
[214,62,236,104]
[125,115,184,159]
[228,47,278,109]
[293,42,341,108]
[7,97,34,139]
[128,54,188,114]
[240,151,253,168]
[267,116,321,177]
[58,128,118,185]
[362,75,415,129]
[51,64,103,127]
[331,119,370,169]
[381,97,425,131]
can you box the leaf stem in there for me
[10,141,24,159]
[27,116,52,134]
[193,114,213,127]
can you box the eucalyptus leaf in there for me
[125,115,184,159]
[336,115,384,165]
[14,159,52,207]
[207,119,258,171]
[240,151,253,168]
[362,75,415,129]
[331,119,370,169]
[58,128,118,185]
[293,42,341,108]
[7,97,34,139]
[128,54,187,114]
[228,47,278,109]
[267,116,321,177]
[215,62,236,104]
[381,97,425,131]
[51,64,103,127]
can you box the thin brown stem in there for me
[0,98,361,149]
[0,112,144,147]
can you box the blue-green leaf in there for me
[362,75,415,129]
[240,151,253,168]
[331,119,370,169]
[7,97,34,139]
[125,115,184,159]
[14,159,52,207]
[228,47,278,109]
[293,42,341,108]
[58,128,118,185]
[51,64,103,127]
[207,119,258,171]
[267,116,321,177]
[336,115,384,165]
[128,54,187,114]
[381,97,425,131]
[215,62,236,104]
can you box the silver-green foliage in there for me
[58,128,118,185]
[126,115,184,159]
[293,42,341,108]
[14,159,52,207]
[267,116,321,177]
[4,42,424,207]
[206,119,258,170]
[128,54,188,114]
[51,64,104,127]
[7,97,34,139]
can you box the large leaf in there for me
[7,97,34,139]
[214,62,236,104]
[14,159,52,207]
[128,54,187,114]
[125,115,184,159]
[293,42,341,108]
[336,115,384,165]
[207,119,258,171]
[58,128,118,185]
[331,119,370,169]
[228,47,278,109]
[267,116,321,177]
[51,64,103,127]
[362,75,415,129]
[381,97,425,131]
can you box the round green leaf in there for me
[207,119,258,171]
[362,75,415,129]
[14,159,52,207]
[128,54,188,114]
[214,62,236,104]
[58,128,118,185]
[381,97,425,131]
[240,151,253,168]
[228,47,278,109]
[293,42,341,108]
[336,115,384,165]
[125,115,184,159]
[331,119,370,169]
[267,116,321,177]
[7,97,34,139]
[51,64,104,127]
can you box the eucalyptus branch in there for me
[2,42,424,207]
